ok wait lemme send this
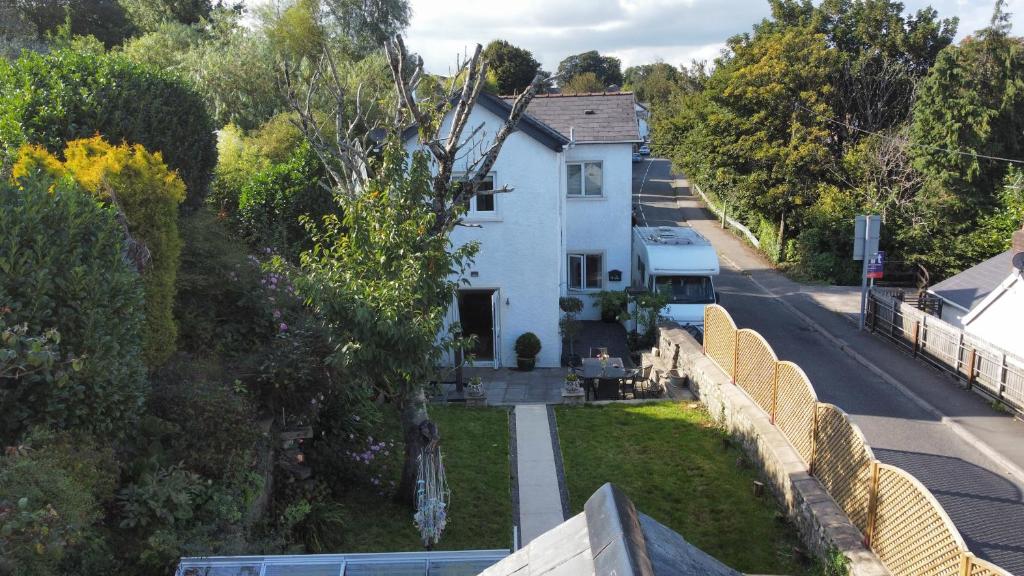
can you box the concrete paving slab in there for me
[514,404,565,545]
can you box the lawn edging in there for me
[654,325,889,576]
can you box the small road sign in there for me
[867,251,885,279]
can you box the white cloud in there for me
[403,0,1024,74]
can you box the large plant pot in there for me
[517,356,536,371]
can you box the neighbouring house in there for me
[927,226,1024,357]
[635,101,650,141]
[404,92,641,368]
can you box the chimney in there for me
[1013,224,1024,272]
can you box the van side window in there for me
[637,257,645,288]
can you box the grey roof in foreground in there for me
[929,250,1013,311]
[480,483,740,576]
[176,549,509,576]
[501,93,642,144]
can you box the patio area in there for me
[440,367,565,404]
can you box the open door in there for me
[491,290,501,369]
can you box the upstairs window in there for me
[567,162,602,197]
[457,174,496,214]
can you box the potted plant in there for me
[593,290,629,323]
[465,376,486,406]
[562,370,585,405]
[559,296,583,365]
[515,332,542,371]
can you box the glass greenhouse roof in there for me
[176,550,509,576]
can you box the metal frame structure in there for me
[176,549,509,576]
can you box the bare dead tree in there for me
[384,34,551,234]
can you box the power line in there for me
[792,102,1024,167]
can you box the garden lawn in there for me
[554,401,805,575]
[334,405,512,552]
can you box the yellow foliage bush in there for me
[13,136,185,366]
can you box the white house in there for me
[404,92,642,368]
[927,227,1024,358]
[635,101,650,141]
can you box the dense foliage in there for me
[14,137,186,366]
[557,49,623,87]
[650,0,1024,283]
[0,49,216,208]
[0,175,146,441]
[482,39,542,94]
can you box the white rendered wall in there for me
[407,106,563,368]
[965,276,1024,358]
[563,142,634,321]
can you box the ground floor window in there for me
[568,253,603,291]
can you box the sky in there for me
[400,0,1024,74]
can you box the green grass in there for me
[332,405,512,551]
[554,401,806,575]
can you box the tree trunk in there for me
[395,386,438,507]
[777,210,786,263]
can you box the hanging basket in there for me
[413,443,450,548]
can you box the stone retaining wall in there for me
[652,325,889,576]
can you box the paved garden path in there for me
[513,404,565,546]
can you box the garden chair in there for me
[621,369,640,399]
[589,346,608,358]
[595,377,622,400]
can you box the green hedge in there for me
[0,176,146,438]
[0,49,216,208]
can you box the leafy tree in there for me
[118,0,223,33]
[14,137,186,367]
[557,50,623,86]
[624,62,681,104]
[482,39,541,94]
[0,49,217,208]
[12,0,135,48]
[0,175,146,439]
[909,1,1024,275]
[561,71,606,94]
[238,143,336,260]
[322,0,410,54]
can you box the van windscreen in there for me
[654,275,715,304]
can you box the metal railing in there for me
[867,288,1024,416]
[698,304,1013,576]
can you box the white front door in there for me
[491,290,501,369]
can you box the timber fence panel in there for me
[735,329,779,417]
[870,464,967,576]
[969,555,1016,576]
[704,304,737,380]
[813,404,875,534]
[775,361,817,466]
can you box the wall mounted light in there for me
[505,297,510,306]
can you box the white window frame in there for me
[568,252,604,292]
[456,172,500,220]
[566,161,603,197]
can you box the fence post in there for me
[966,349,977,391]
[999,353,1008,400]
[732,332,739,385]
[770,363,778,424]
[865,460,881,548]
[959,551,973,576]
[869,296,878,332]
[912,321,921,358]
[809,403,818,475]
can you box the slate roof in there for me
[929,250,1013,312]
[502,92,643,144]
[479,483,740,576]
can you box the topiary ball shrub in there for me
[515,332,542,371]
[0,175,146,440]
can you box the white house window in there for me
[457,174,495,214]
[567,162,602,197]
[568,253,603,290]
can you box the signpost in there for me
[867,251,885,280]
[854,215,881,330]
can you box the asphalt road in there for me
[633,157,1024,574]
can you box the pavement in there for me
[634,157,1024,573]
[513,405,566,546]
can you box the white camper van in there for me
[632,226,721,328]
